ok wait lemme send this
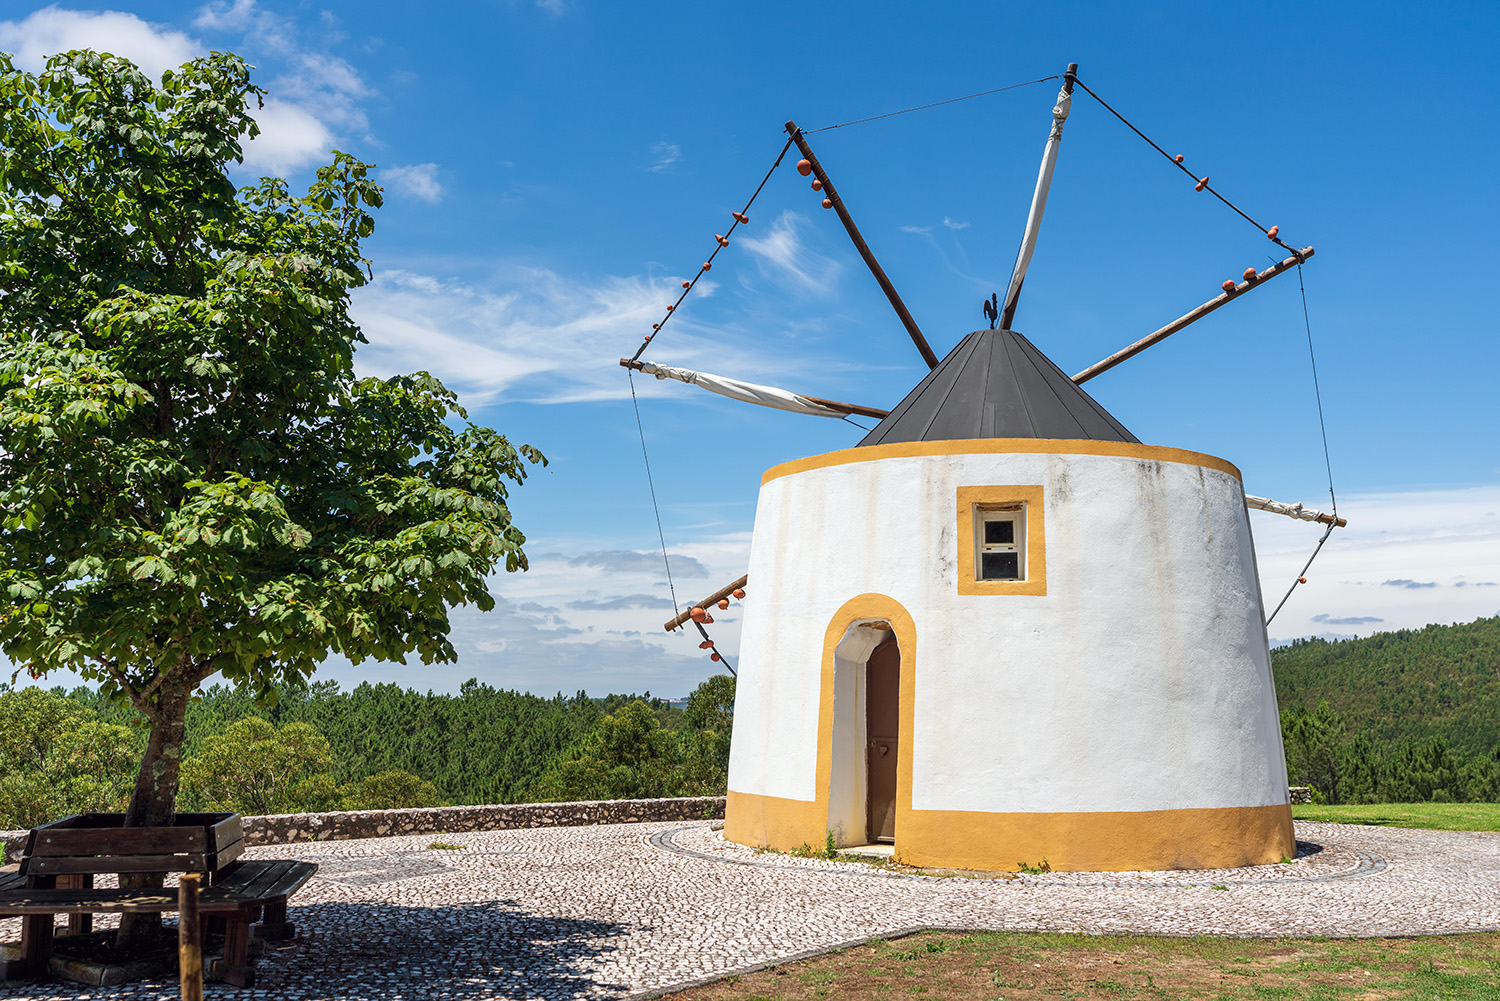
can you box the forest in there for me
[0,675,734,829]
[2,614,1498,828]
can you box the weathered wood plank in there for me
[0,887,288,915]
[206,860,276,893]
[26,853,213,875]
[29,826,206,857]
[205,813,243,855]
[261,862,317,901]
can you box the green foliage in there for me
[528,675,736,802]
[179,717,340,815]
[0,49,541,823]
[1273,616,1500,757]
[1281,700,1500,805]
[342,769,443,811]
[0,687,141,828]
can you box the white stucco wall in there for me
[725,444,1288,816]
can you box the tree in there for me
[680,673,735,794]
[179,717,341,816]
[342,769,445,811]
[0,686,141,827]
[529,700,680,802]
[0,47,542,841]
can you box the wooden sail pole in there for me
[786,121,940,370]
[665,574,749,632]
[999,62,1078,330]
[1071,247,1315,384]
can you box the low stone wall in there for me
[1289,786,1314,805]
[1,796,725,862]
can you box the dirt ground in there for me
[652,930,1500,1000]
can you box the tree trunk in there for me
[115,682,191,951]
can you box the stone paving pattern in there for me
[1,819,1497,1000]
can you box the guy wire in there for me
[628,369,681,623]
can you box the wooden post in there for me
[785,122,939,370]
[1071,248,1314,384]
[664,574,749,632]
[178,873,202,1001]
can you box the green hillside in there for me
[1271,615,1500,757]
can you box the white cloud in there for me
[535,0,567,14]
[383,163,444,203]
[737,210,841,296]
[648,141,680,173]
[1253,484,1500,641]
[0,6,199,77]
[194,0,295,53]
[351,264,796,406]
[942,216,970,230]
[899,224,934,235]
[239,98,334,175]
[191,2,370,174]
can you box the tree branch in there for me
[96,656,157,721]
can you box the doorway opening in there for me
[865,636,900,843]
[825,619,902,848]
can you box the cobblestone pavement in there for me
[2,819,1497,1000]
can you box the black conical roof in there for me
[858,329,1138,446]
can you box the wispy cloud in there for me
[648,142,681,173]
[349,261,841,406]
[900,224,934,235]
[567,550,708,578]
[942,216,970,230]
[535,0,568,14]
[383,163,444,203]
[0,7,198,77]
[566,594,675,612]
[1253,484,1500,642]
[1311,614,1384,625]
[738,210,841,296]
[193,1,372,174]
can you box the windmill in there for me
[623,65,1339,871]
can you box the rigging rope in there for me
[1068,76,1305,261]
[628,370,681,624]
[1265,265,1339,627]
[805,76,1062,133]
[630,137,796,363]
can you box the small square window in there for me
[975,505,1025,581]
[957,485,1045,596]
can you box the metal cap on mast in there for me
[998,62,1078,331]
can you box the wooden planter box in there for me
[22,813,244,876]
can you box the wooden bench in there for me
[0,812,317,988]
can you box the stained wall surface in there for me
[724,439,1294,871]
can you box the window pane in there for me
[983,519,1015,545]
[980,552,1019,580]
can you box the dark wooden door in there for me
[865,638,900,843]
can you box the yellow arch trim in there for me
[761,438,1242,486]
[725,593,916,852]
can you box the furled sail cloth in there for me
[637,361,846,418]
[1244,494,1344,527]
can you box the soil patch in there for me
[652,930,1500,1000]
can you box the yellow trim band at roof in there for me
[761,438,1242,485]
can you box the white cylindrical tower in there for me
[724,330,1293,872]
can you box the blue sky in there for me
[4,0,1498,697]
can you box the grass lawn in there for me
[1292,802,1500,832]
[654,930,1500,1000]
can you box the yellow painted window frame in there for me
[956,484,1047,596]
